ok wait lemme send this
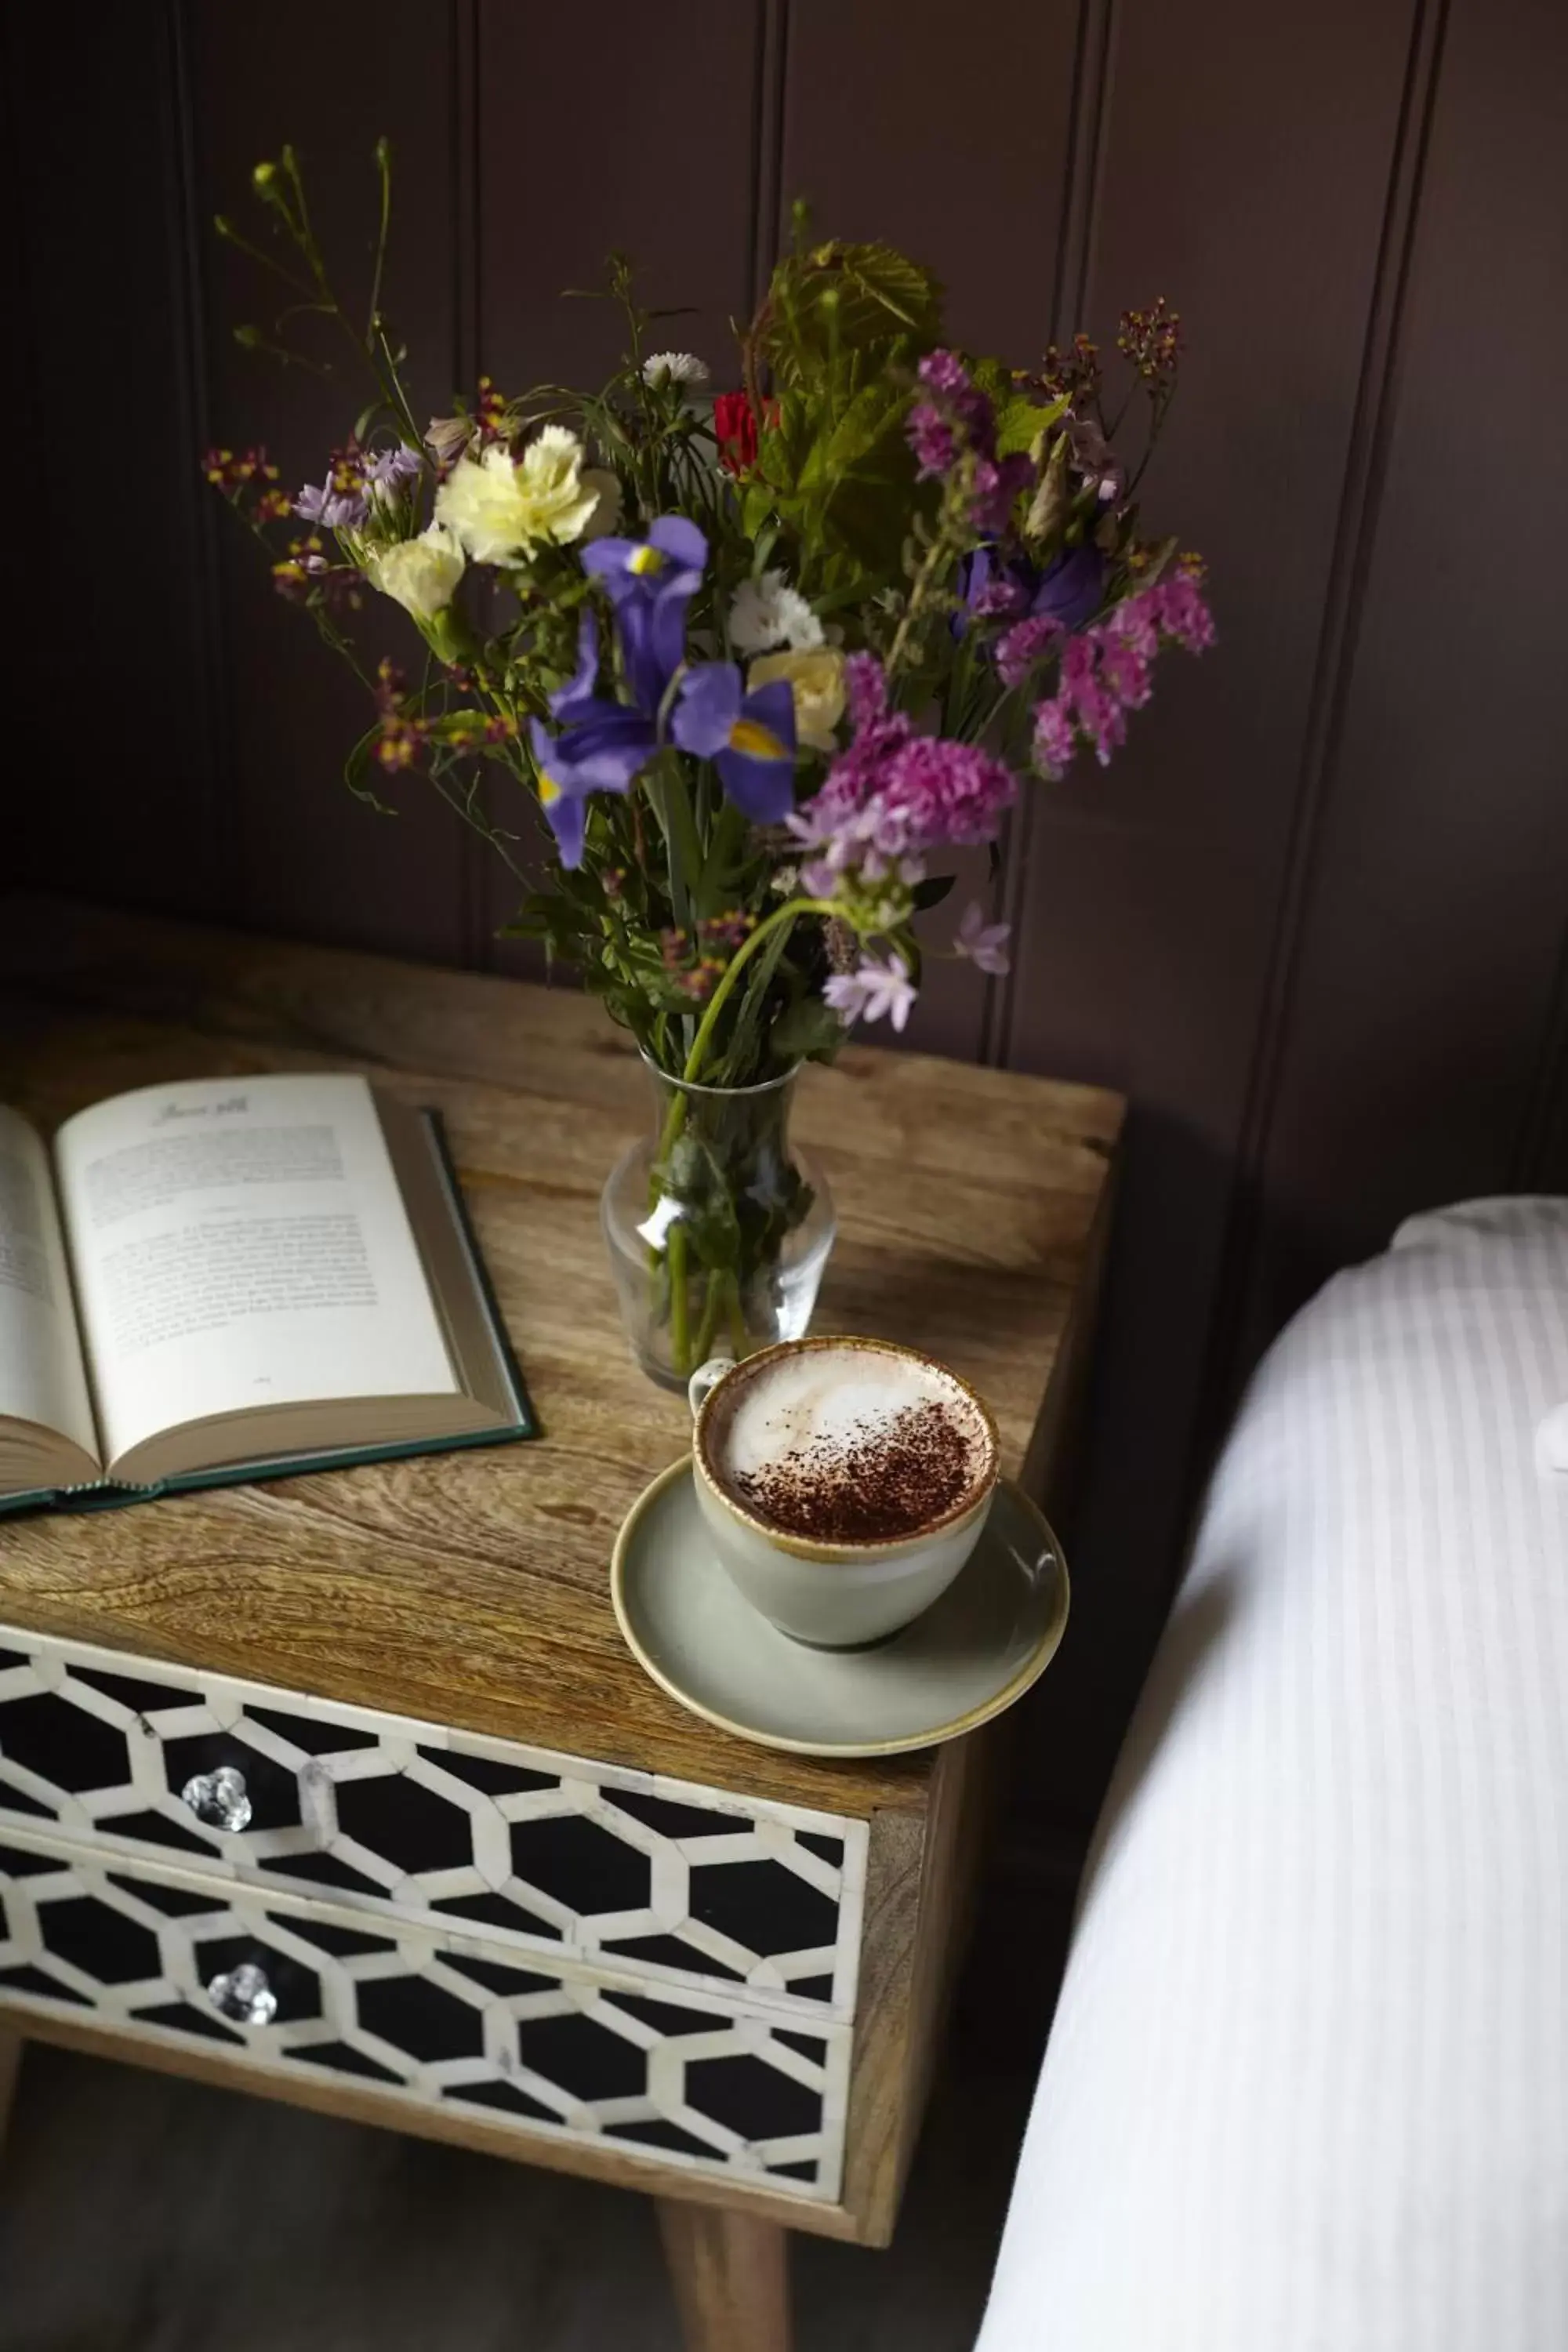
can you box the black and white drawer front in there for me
[0,1629,866,2019]
[0,1828,852,2201]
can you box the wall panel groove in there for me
[163,0,238,921]
[749,0,790,314]
[1198,0,1446,1432]
[988,0,1116,1071]
[450,0,490,972]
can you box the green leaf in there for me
[768,996,846,1065]
[740,480,778,543]
[695,800,759,916]
[763,373,934,583]
[709,913,799,1087]
[997,389,1064,459]
[811,379,913,476]
[767,242,943,383]
[912,873,957,911]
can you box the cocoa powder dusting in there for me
[731,1399,978,1541]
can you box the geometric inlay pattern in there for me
[0,1625,866,2015]
[0,1829,851,2200]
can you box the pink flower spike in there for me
[843,652,890,732]
[954,902,1011,978]
[1032,697,1076,778]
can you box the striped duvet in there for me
[977,1198,1568,2351]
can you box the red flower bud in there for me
[713,390,760,476]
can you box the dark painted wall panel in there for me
[780,0,1081,354]
[1241,0,1568,1332]
[6,8,221,918]
[999,0,1425,1798]
[187,0,473,963]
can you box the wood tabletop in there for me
[0,896,1122,1817]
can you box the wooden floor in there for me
[0,1867,1071,2351]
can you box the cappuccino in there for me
[702,1342,993,1544]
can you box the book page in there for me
[53,1074,459,1471]
[0,1104,100,1465]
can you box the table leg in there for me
[0,2024,22,2154]
[656,2199,791,2352]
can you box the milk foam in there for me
[712,1347,989,1491]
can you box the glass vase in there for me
[601,1062,836,1390]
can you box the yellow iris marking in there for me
[728,718,786,760]
[539,774,561,805]
[629,545,664,575]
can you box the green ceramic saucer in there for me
[611,1463,1069,1759]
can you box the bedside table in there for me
[0,896,1120,2352]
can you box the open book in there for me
[0,1071,533,1514]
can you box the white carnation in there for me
[728,569,826,656]
[368,521,465,622]
[642,350,710,387]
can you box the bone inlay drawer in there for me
[0,1823,852,2200]
[0,1629,866,2019]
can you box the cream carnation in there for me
[748,648,846,753]
[435,427,617,561]
[368,521,465,622]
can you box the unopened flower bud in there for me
[1025,434,1070,545]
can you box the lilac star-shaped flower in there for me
[823,951,918,1033]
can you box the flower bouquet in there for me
[206,145,1212,1385]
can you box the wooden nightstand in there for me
[0,897,1120,2351]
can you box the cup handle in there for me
[687,1354,734,1421]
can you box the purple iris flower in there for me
[552,611,604,724]
[1029,543,1105,632]
[954,545,1029,634]
[528,710,654,868]
[671,662,797,825]
[527,612,655,867]
[954,539,1106,648]
[583,515,707,717]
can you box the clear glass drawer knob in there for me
[181,1764,252,1832]
[206,1961,277,2027]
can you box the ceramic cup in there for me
[686,1336,1000,1648]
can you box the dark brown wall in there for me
[8,0,1566,1826]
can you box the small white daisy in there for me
[729,569,826,656]
[641,351,710,387]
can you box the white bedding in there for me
[976,1198,1568,2352]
